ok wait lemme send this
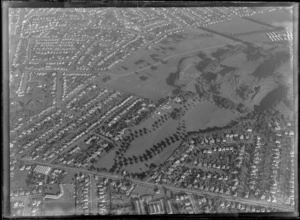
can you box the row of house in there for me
[266,30,293,42]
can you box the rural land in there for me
[8,7,296,216]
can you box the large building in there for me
[33,165,51,175]
[148,199,165,215]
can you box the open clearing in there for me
[94,147,118,170]
[44,184,75,216]
[125,118,179,157]
[132,185,155,195]
[11,170,28,189]
[251,8,293,26]
[237,32,271,44]
[208,17,273,35]
[150,141,181,166]
[183,101,242,131]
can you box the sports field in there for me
[44,184,75,216]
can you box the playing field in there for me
[208,17,272,35]
[124,118,179,157]
[44,184,75,216]
[183,101,242,131]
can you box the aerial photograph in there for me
[7,6,297,217]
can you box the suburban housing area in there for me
[8,6,297,216]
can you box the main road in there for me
[17,157,294,212]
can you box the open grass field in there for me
[123,162,150,173]
[183,101,242,131]
[94,147,118,170]
[11,170,28,189]
[237,32,271,44]
[124,119,179,157]
[247,79,279,108]
[132,185,154,195]
[251,8,294,27]
[100,70,172,101]
[61,172,76,184]
[124,139,181,173]
[209,17,273,35]
[150,141,181,166]
[44,184,75,216]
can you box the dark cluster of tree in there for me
[244,45,266,62]
[170,107,183,120]
[150,54,160,62]
[124,133,181,165]
[209,83,220,95]
[211,48,229,59]
[129,171,147,180]
[195,57,213,72]
[108,123,187,175]
[236,103,248,114]
[101,76,111,83]
[212,95,236,110]
[219,64,237,76]
[152,113,170,130]
[197,51,207,59]
[170,33,185,42]
[194,84,205,98]
[187,119,240,137]
[202,72,217,83]
[181,90,196,99]
[134,59,145,65]
[150,65,158,71]
[172,86,183,96]
[252,50,290,79]
[166,71,180,86]
[235,84,250,100]
[254,85,288,113]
